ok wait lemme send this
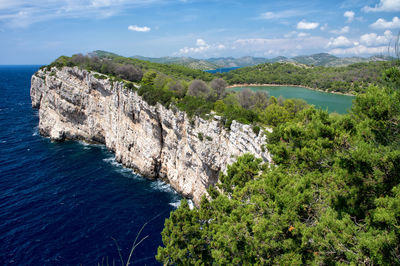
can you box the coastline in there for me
[227,83,355,96]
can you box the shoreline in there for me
[227,83,355,96]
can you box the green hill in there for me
[128,52,394,69]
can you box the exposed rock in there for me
[30,67,271,205]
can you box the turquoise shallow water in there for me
[232,86,355,114]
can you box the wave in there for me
[77,141,106,150]
[32,126,39,136]
[102,155,142,180]
[150,179,176,194]
[169,198,194,209]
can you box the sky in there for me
[0,0,399,64]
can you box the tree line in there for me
[156,66,400,265]
[219,61,398,94]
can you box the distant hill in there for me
[92,50,394,70]
[131,56,219,70]
[284,53,393,67]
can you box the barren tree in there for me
[188,80,211,98]
[210,78,227,99]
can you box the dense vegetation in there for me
[45,54,309,130]
[45,52,213,82]
[156,67,400,265]
[220,61,398,94]
[43,52,400,264]
[133,52,393,70]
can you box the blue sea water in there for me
[205,67,240,73]
[0,65,180,265]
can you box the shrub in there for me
[252,125,260,135]
[198,132,204,141]
[188,80,211,98]
[210,78,227,99]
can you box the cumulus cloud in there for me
[359,30,393,46]
[297,20,319,30]
[344,11,355,23]
[196,38,206,46]
[370,16,400,29]
[362,0,400,12]
[330,26,350,35]
[232,36,328,56]
[260,10,299,19]
[330,45,388,55]
[128,25,151,32]
[177,39,225,55]
[327,36,353,48]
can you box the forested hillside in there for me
[157,66,400,265]
[220,61,397,94]
[45,52,400,264]
[129,51,393,70]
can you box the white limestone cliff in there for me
[31,67,271,205]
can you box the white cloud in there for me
[320,24,328,31]
[128,25,151,32]
[330,26,350,34]
[327,36,353,47]
[232,36,328,56]
[260,10,299,19]
[359,30,393,46]
[370,16,400,29]
[284,31,297,38]
[0,0,164,27]
[297,20,319,30]
[330,45,388,55]
[362,0,400,12]
[176,39,225,55]
[297,32,310,37]
[344,11,355,23]
[196,39,206,46]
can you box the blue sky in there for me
[0,0,399,64]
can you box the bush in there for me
[210,78,227,99]
[188,80,211,98]
[176,95,213,118]
[138,85,175,107]
[198,132,204,141]
[252,125,260,135]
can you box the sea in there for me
[205,67,240,73]
[0,65,181,265]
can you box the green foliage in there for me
[221,61,398,94]
[93,73,108,80]
[197,132,204,141]
[157,76,400,265]
[252,125,260,135]
[137,85,175,107]
[175,95,213,118]
[141,70,157,86]
[382,66,400,89]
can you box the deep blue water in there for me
[0,66,180,265]
[205,67,240,73]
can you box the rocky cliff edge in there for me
[31,66,271,205]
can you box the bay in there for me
[232,85,355,114]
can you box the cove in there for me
[232,85,355,114]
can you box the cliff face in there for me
[31,67,271,205]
